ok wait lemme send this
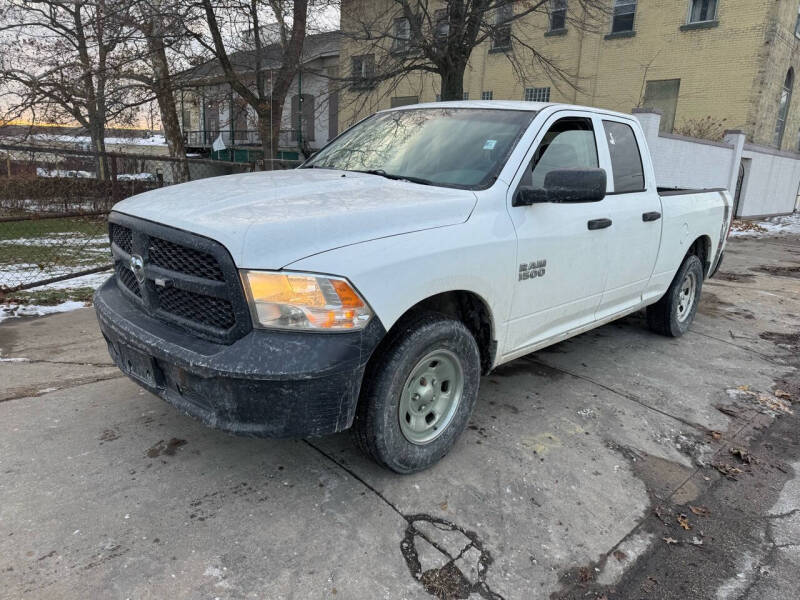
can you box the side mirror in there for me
[514,168,607,206]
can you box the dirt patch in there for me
[712,271,756,283]
[698,293,755,320]
[98,429,119,443]
[751,264,800,279]
[760,331,800,353]
[145,438,187,458]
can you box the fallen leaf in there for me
[730,447,756,464]
[690,536,704,546]
[690,505,710,517]
[737,385,751,392]
[663,537,679,545]
[709,431,723,441]
[775,390,791,400]
[613,550,627,561]
[712,462,743,480]
[439,501,448,511]
[677,514,691,530]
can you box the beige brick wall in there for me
[339,0,800,152]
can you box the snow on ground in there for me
[0,300,89,324]
[29,133,167,147]
[729,212,800,237]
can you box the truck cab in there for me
[95,101,732,472]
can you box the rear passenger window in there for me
[603,121,645,193]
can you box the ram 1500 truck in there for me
[95,101,732,473]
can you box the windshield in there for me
[303,108,536,189]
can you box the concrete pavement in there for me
[1,233,798,600]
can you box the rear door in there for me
[503,111,612,356]
[594,117,663,320]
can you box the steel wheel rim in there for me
[676,270,698,323]
[398,349,464,445]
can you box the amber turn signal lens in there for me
[241,270,372,331]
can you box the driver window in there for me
[523,117,598,188]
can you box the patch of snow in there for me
[715,552,758,600]
[0,357,30,362]
[0,300,88,323]
[29,133,167,147]
[729,212,800,237]
[36,167,94,179]
[117,172,156,181]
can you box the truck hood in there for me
[112,169,477,269]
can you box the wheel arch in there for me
[371,290,497,375]
[686,235,712,277]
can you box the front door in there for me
[503,112,612,356]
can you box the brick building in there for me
[339,0,800,152]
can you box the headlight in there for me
[241,270,373,331]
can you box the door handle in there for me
[642,211,662,222]
[587,218,612,230]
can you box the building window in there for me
[393,17,411,53]
[524,87,551,102]
[463,92,469,100]
[351,54,375,88]
[482,91,493,100]
[643,79,681,133]
[611,0,636,33]
[688,0,717,24]
[774,68,794,148]
[491,2,513,50]
[550,0,567,32]
[434,9,449,44]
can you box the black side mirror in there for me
[514,168,607,206]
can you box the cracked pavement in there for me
[1,233,799,599]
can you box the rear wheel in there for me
[647,254,704,337]
[352,312,481,473]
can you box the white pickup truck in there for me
[95,101,732,473]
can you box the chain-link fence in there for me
[0,144,300,294]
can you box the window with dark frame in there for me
[351,54,375,88]
[482,91,493,100]
[611,0,637,33]
[434,8,449,44]
[393,17,411,52]
[491,2,513,50]
[688,0,717,24]
[525,117,598,190]
[603,121,645,193]
[774,68,794,148]
[550,0,567,32]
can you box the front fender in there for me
[285,213,516,361]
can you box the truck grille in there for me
[108,215,251,344]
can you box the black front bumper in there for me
[95,278,385,438]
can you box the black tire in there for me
[351,312,481,474]
[646,254,704,337]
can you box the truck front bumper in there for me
[94,278,385,438]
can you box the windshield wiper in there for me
[353,169,434,186]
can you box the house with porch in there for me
[177,30,341,162]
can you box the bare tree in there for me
[122,0,196,181]
[0,0,137,179]
[340,0,609,103]
[193,0,309,160]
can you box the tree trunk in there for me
[440,62,467,101]
[149,41,190,183]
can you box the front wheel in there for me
[647,254,704,337]
[351,313,481,473]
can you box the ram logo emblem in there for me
[519,260,547,281]
[130,254,146,285]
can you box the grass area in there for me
[0,216,107,241]
[0,216,111,290]
[2,286,96,306]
